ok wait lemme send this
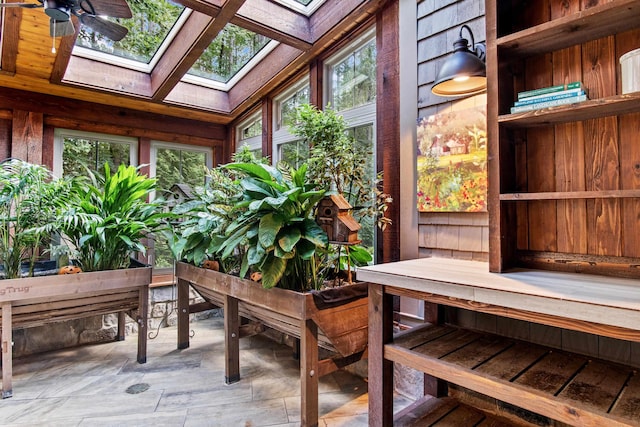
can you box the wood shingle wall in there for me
[417,0,487,260]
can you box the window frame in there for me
[53,128,138,178]
[235,110,263,154]
[272,76,310,164]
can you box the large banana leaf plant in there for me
[217,162,328,290]
[47,163,170,272]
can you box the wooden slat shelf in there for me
[387,324,640,427]
[497,92,640,127]
[393,395,515,427]
[499,189,640,201]
[495,0,640,57]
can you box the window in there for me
[150,142,213,271]
[326,27,376,112]
[236,112,263,156]
[54,129,137,178]
[324,27,378,257]
[273,77,310,165]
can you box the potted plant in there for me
[169,106,391,426]
[1,161,167,399]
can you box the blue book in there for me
[514,89,586,106]
[510,94,588,113]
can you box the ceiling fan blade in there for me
[80,14,128,41]
[50,18,74,37]
[0,2,41,8]
[78,0,131,18]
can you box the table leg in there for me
[137,284,148,364]
[2,303,13,398]
[224,295,240,384]
[368,283,394,426]
[177,278,190,350]
[301,318,319,427]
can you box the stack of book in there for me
[510,82,588,113]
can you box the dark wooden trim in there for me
[151,2,245,101]
[261,97,273,159]
[0,6,21,75]
[376,2,400,263]
[309,58,323,108]
[0,87,226,141]
[138,138,151,177]
[42,125,54,171]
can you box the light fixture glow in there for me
[432,25,486,97]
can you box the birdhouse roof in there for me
[327,193,353,210]
[169,183,195,199]
[338,214,361,231]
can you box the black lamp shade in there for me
[432,36,487,97]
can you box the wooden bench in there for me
[1,266,150,398]
[359,257,640,426]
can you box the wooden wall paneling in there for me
[617,29,640,258]
[261,97,272,160]
[376,1,400,263]
[525,54,557,252]
[138,138,151,177]
[0,88,227,141]
[42,125,54,171]
[582,36,621,256]
[0,118,10,160]
[11,110,43,164]
[553,43,587,254]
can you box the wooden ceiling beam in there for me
[150,0,246,101]
[175,0,311,50]
[0,4,22,75]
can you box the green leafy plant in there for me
[0,159,71,279]
[217,162,328,290]
[49,163,170,272]
[290,103,392,231]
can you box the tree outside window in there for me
[331,39,376,112]
[62,137,131,178]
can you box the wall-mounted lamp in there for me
[432,25,486,97]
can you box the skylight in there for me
[185,24,273,86]
[74,0,185,66]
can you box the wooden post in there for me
[137,284,148,364]
[177,278,190,349]
[224,294,240,384]
[2,303,13,398]
[300,318,319,427]
[423,302,447,397]
[368,283,394,426]
[116,312,126,341]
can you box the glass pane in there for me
[188,24,271,83]
[62,137,131,178]
[154,147,207,268]
[347,124,375,248]
[279,140,308,169]
[75,0,185,64]
[292,0,313,5]
[241,119,262,140]
[331,40,376,111]
[279,85,310,130]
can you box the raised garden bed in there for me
[1,264,150,398]
[175,261,368,427]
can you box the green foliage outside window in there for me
[76,0,184,63]
[63,138,131,178]
[189,24,271,83]
[331,40,376,111]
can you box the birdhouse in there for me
[316,194,361,244]
[165,183,195,210]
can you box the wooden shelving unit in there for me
[487,0,640,277]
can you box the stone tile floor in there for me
[0,317,411,426]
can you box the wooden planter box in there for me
[175,261,368,427]
[1,265,151,398]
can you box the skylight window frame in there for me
[271,0,325,16]
[71,8,193,73]
[181,39,279,91]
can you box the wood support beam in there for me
[151,1,246,101]
[11,110,43,163]
[50,16,80,83]
[0,4,21,76]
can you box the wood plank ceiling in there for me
[0,0,388,124]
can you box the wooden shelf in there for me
[498,92,640,127]
[499,189,640,201]
[387,324,640,427]
[496,0,640,57]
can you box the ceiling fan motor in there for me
[43,0,71,21]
